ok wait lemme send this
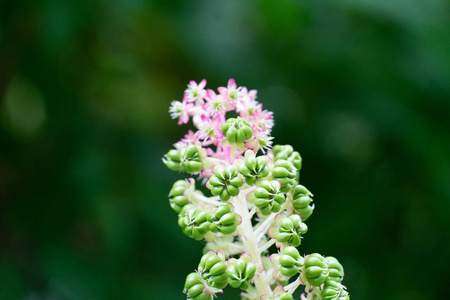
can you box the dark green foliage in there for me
[1,0,449,299]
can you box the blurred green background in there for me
[1,0,449,299]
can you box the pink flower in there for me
[169,100,193,125]
[218,78,241,106]
[203,89,232,116]
[236,87,258,113]
[185,79,207,105]
[246,104,274,130]
[182,130,197,144]
[197,115,224,145]
[174,130,197,149]
[245,125,273,153]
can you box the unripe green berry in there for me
[184,272,213,300]
[326,256,344,283]
[272,159,297,193]
[221,117,253,144]
[179,208,211,240]
[168,180,190,213]
[207,166,243,201]
[253,180,286,215]
[163,149,182,171]
[269,293,293,300]
[163,145,204,174]
[276,215,308,247]
[322,281,350,300]
[208,205,238,235]
[180,145,204,174]
[291,185,314,222]
[273,145,293,160]
[227,257,256,290]
[198,252,229,289]
[279,246,304,277]
[304,253,329,287]
[272,145,302,171]
[238,151,270,185]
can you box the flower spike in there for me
[163,79,351,300]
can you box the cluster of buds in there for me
[163,79,350,300]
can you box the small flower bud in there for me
[291,185,314,222]
[179,208,211,240]
[227,255,256,290]
[304,253,329,287]
[184,272,213,300]
[272,159,297,193]
[276,215,308,247]
[208,205,238,235]
[322,281,350,300]
[207,166,243,201]
[237,151,270,185]
[198,252,229,289]
[325,256,344,283]
[252,180,285,215]
[279,246,304,277]
[168,180,190,213]
[221,117,253,144]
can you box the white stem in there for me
[228,243,245,253]
[285,275,303,294]
[259,239,276,253]
[249,207,256,218]
[254,214,276,242]
[195,194,223,206]
[232,195,272,297]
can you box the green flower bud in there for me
[291,185,314,222]
[227,256,256,290]
[208,205,238,235]
[180,145,204,174]
[238,151,270,185]
[326,256,344,283]
[207,166,243,201]
[322,281,350,300]
[269,293,293,300]
[221,117,253,144]
[184,272,213,300]
[276,215,308,247]
[253,180,285,215]
[179,208,211,240]
[169,180,190,213]
[304,253,329,287]
[272,159,297,193]
[198,252,229,289]
[279,246,304,277]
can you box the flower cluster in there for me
[168,79,273,156]
[163,79,350,300]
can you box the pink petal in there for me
[228,78,236,89]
